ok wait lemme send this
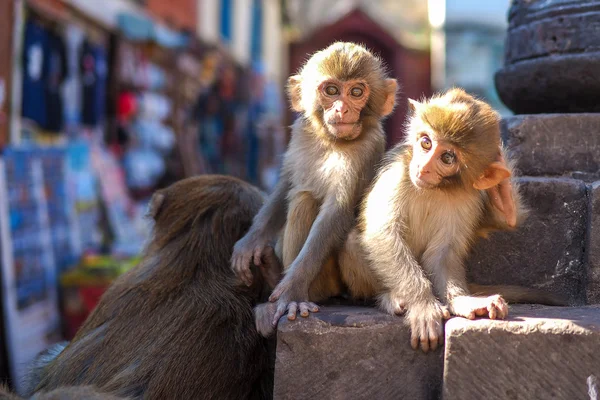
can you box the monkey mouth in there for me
[326,121,361,138]
[411,175,437,189]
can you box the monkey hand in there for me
[268,277,319,326]
[254,302,278,337]
[231,233,274,287]
[407,300,451,353]
[449,295,508,320]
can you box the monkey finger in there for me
[410,331,419,350]
[268,287,283,302]
[307,302,320,313]
[441,306,451,320]
[488,304,497,320]
[287,302,298,320]
[272,303,288,326]
[429,331,439,352]
[252,247,263,267]
[298,303,310,318]
[420,321,430,353]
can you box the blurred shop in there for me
[0,0,285,391]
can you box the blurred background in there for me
[0,0,510,391]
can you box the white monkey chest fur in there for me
[287,142,351,202]
[404,191,482,263]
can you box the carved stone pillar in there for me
[495,0,600,113]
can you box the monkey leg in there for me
[281,191,319,268]
[338,229,380,300]
[279,192,343,302]
[307,256,343,301]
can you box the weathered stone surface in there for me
[273,306,443,400]
[495,0,600,113]
[444,304,600,400]
[501,114,600,180]
[467,177,588,305]
[495,55,600,114]
[588,181,600,304]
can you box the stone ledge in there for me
[501,114,600,179]
[274,306,443,400]
[467,177,588,305]
[444,304,600,400]
[588,181,600,304]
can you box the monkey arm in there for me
[232,170,291,286]
[248,169,291,239]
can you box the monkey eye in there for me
[325,85,339,96]
[350,87,363,97]
[441,151,456,165]
[420,136,432,151]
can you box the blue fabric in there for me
[80,41,107,127]
[250,0,262,62]
[21,20,48,127]
[220,0,232,43]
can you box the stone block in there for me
[467,177,588,305]
[588,181,600,304]
[273,306,443,400]
[501,114,600,180]
[444,304,600,400]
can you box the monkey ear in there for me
[381,79,398,116]
[287,75,303,112]
[147,192,166,220]
[473,162,511,190]
[408,98,421,113]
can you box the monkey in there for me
[28,175,283,399]
[0,385,129,400]
[341,88,563,353]
[231,42,398,326]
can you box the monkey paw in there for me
[378,291,408,315]
[450,294,509,320]
[254,302,278,337]
[231,235,273,287]
[407,301,451,353]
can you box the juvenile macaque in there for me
[353,88,537,352]
[29,175,280,399]
[232,42,397,324]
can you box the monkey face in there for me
[318,79,370,140]
[409,133,460,189]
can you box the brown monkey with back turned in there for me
[28,175,282,399]
[231,42,398,324]
[340,88,565,352]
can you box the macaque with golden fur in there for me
[28,175,281,399]
[348,88,534,352]
[231,42,397,325]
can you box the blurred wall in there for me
[146,0,198,32]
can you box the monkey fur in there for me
[28,175,279,399]
[232,42,398,326]
[0,385,129,400]
[341,88,565,352]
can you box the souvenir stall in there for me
[0,0,287,391]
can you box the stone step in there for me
[589,182,600,304]
[501,114,600,181]
[444,304,600,400]
[274,305,600,400]
[273,306,443,400]
[467,176,589,305]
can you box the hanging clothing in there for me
[44,31,67,132]
[80,40,107,127]
[21,19,48,127]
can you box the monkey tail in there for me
[467,283,570,306]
